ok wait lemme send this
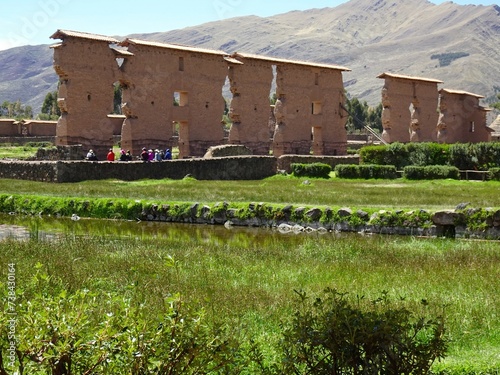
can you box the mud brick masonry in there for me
[50,30,492,158]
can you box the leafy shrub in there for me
[291,163,332,178]
[386,142,410,169]
[359,145,388,166]
[0,264,245,374]
[489,168,500,181]
[404,165,460,180]
[335,164,360,178]
[448,143,500,171]
[25,141,53,148]
[406,143,449,167]
[279,288,448,375]
[335,164,397,179]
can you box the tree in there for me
[0,100,33,120]
[38,91,61,120]
[345,95,383,133]
[492,93,500,111]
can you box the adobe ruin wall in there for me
[47,30,493,160]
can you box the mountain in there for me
[1,0,499,114]
[0,44,57,113]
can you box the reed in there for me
[1,232,498,373]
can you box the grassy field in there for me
[0,229,498,373]
[0,145,39,160]
[0,176,499,211]
[0,172,499,373]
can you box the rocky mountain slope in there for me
[1,0,499,113]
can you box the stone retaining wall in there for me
[137,203,500,240]
[0,154,362,182]
[0,156,278,182]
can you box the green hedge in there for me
[489,168,500,181]
[403,165,460,180]
[335,164,397,179]
[291,163,332,178]
[360,142,500,171]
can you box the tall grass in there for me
[1,231,498,373]
[0,176,500,210]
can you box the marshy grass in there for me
[1,231,498,373]
[0,176,499,210]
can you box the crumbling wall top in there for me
[439,88,485,98]
[377,72,443,84]
[230,52,351,71]
[119,38,227,56]
[50,29,120,44]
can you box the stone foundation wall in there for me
[34,145,84,161]
[0,136,55,145]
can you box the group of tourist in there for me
[85,148,172,162]
[140,148,172,162]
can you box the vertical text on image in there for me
[7,263,17,369]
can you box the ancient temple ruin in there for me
[227,52,349,156]
[378,72,443,143]
[437,89,492,143]
[378,72,492,144]
[50,30,129,157]
[50,29,350,158]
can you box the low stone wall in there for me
[0,156,278,182]
[0,161,58,182]
[0,136,55,145]
[136,203,500,240]
[277,155,359,173]
[34,145,84,161]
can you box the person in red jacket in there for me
[107,148,115,161]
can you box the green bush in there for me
[335,164,397,179]
[359,145,389,166]
[291,163,332,178]
[1,264,244,374]
[489,168,500,181]
[359,142,500,170]
[335,164,360,178]
[404,165,460,180]
[279,288,447,375]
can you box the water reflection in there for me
[0,214,336,246]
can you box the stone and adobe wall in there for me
[378,72,492,144]
[118,39,228,158]
[227,53,350,157]
[50,30,350,158]
[273,59,349,157]
[0,154,359,182]
[226,54,275,155]
[437,89,492,143]
[378,72,442,143]
[50,30,128,158]
[0,119,21,136]
[0,119,56,137]
[0,156,277,183]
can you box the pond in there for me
[0,213,343,245]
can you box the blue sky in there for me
[0,0,496,50]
